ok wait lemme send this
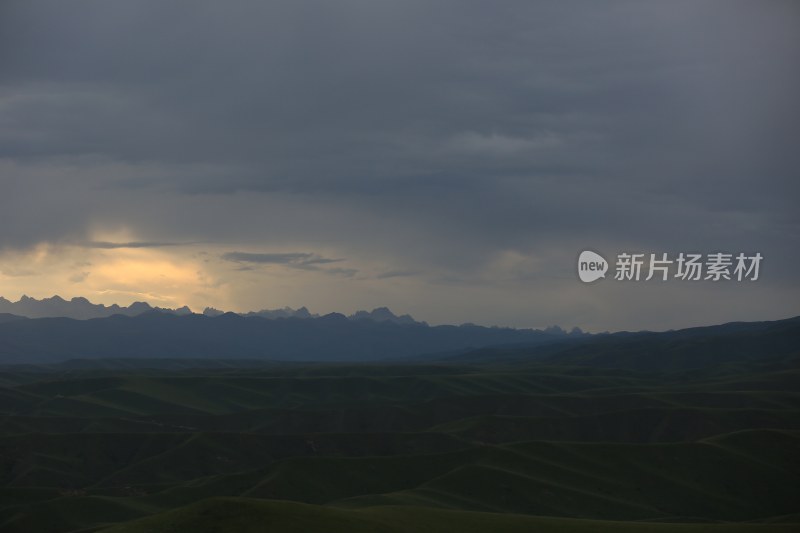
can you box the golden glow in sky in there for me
[0,229,411,319]
[0,227,220,309]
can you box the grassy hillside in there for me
[100,498,800,533]
[1,326,799,531]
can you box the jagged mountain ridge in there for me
[0,295,192,320]
[0,296,449,327]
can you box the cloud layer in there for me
[0,1,798,330]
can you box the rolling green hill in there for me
[100,498,800,533]
[1,318,799,531]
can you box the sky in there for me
[0,0,798,331]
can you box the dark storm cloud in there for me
[221,251,352,278]
[83,241,189,249]
[1,0,798,327]
[222,252,341,267]
[376,270,423,280]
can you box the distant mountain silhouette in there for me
[238,306,316,320]
[0,295,428,325]
[0,295,193,320]
[0,311,578,364]
[0,313,26,324]
[441,316,800,371]
[349,307,421,325]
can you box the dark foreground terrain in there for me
[1,318,799,532]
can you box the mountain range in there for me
[0,295,192,320]
[0,295,426,325]
[0,310,582,364]
[0,301,797,367]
